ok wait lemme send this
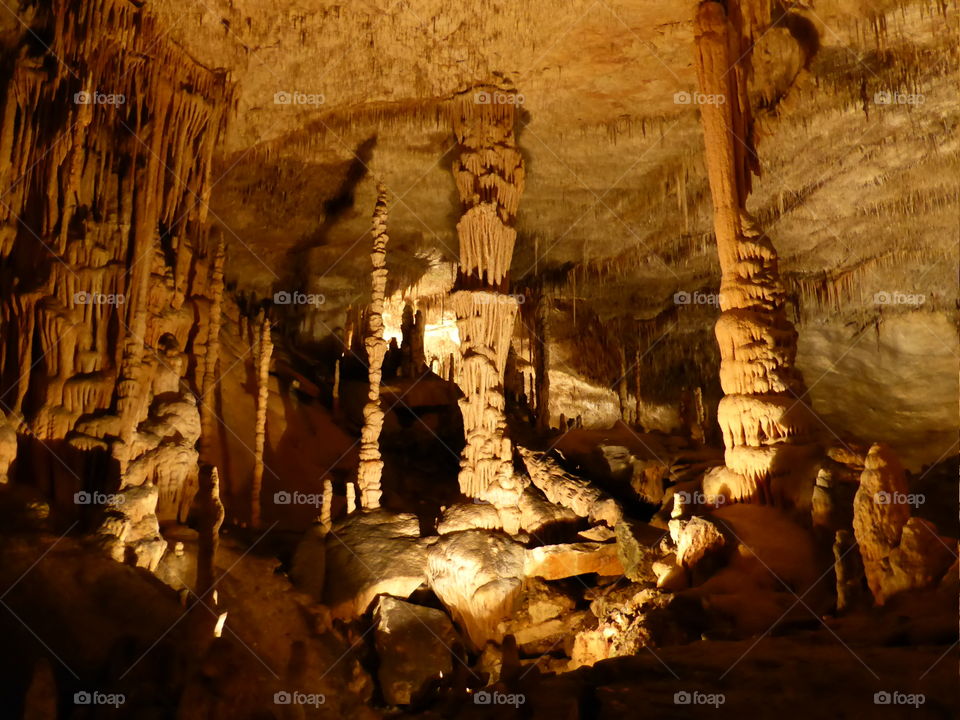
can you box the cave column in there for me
[250,311,272,527]
[196,464,225,596]
[534,286,551,432]
[356,183,389,510]
[199,232,225,460]
[450,89,526,516]
[694,1,816,500]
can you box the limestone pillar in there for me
[694,1,816,501]
[250,311,272,527]
[450,89,526,514]
[356,184,389,509]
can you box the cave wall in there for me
[0,0,233,503]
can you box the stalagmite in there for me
[852,444,954,605]
[356,184,389,510]
[196,464,225,596]
[534,290,551,431]
[694,0,818,502]
[321,477,333,532]
[199,233,226,460]
[450,88,528,524]
[251,312,273,528]
[346,482,357,515]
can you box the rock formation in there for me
[199,233,226,460]
[852,444,954,605]
[694,0,818,503]
[450,89,528,525]
[196,464,225,596]
[250,312,272,528]
[373,595,461,705]
[0,0,231,551]
[356,184,389,510]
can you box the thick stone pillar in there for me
[450,89,527,515]
[695,1,817,501]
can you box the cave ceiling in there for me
[97,0,955,329]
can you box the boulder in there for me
[323,509,434,619]
[426,530,525,649]
[853,444,955,604]
[497,578,583,655]
[669,516,725,569]
[518,448,623,526]
[652,555,688,591]
[436,502,501,534]
[373,596,461,705]
[524,541,623,580]
[615,519,667,582]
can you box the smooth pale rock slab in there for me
[436,502,501,534]
[579,525,616,542]
[524,541,623,580]
[373,596,460,705]
[426,530,526,649]
[517,487,578,534]
[323,509,434,619]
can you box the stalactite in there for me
[449,88,528,522]
[695,0,817,501]
[357,183,389,510]
[251,312,273,528]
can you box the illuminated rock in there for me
[373,595,461,705]
[853,444,954,605]
[322,509,434,619]
[426,530,525,649]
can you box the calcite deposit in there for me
[0,0,955,717]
